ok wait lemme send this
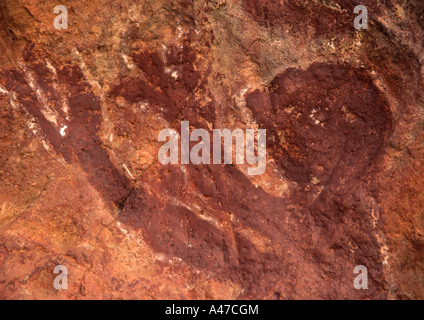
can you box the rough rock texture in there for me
[0,0,423,299]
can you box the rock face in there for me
[0,0,423,299]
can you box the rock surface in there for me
[0,0,423,299]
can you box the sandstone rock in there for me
[0,0,423,299]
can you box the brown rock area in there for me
[0,0,423,299]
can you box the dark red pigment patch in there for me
[247,63,391,188]
[118,63,392,298]
[242,0,382,36]
[3,51,131,210]
[110,32,215,130]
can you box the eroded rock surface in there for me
[0,0,423,299]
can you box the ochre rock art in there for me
[0,0,423,299]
